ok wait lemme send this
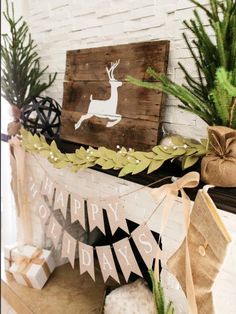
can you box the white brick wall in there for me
[17,0,212,141]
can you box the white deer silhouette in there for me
[74,60,123,130]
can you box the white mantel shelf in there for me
[25,152,236,314]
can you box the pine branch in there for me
[1,0,57,109]
[127,0,236,128]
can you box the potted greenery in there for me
[1,0,57,136]
[127,0,236,187]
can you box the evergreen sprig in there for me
[149,270,175,314]
[21,128,207,176]
[211,68,236,127]
[1,0,57,109]
[127,0,236,128]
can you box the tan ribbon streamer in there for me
[151,171,200,314]
[9,136,32,244]
[15,248,51,288]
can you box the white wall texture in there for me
[21,0,211,140]
[2,3,236,313]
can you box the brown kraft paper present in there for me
[201,126,236,187]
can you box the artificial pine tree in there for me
[127,0,236,128]
[1,0,57,110]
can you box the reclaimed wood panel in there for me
[65,41,169,82]
[63,81,162,121]
[60,40,170,150]
[61,110,158,150]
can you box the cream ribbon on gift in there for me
[15,248,51,288]
[152,171,200,314]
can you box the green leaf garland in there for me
[20,128,208,177]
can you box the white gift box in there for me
[9,245,55,289]
[3,244,18,271]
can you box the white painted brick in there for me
[129,6,155,20]
[101,22,124,36]
[72,15,102,31]
[24,0,211,139]
[99,11,129,25]
[128,0,155,10]
[49,0,69,11]
[77,26,102,39]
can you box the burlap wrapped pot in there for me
[201,126,236,187]
[7,105,22,136]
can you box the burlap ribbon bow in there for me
[152,171,200,314]
[201,126,236,187]
[15,248,50,288]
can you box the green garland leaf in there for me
[20,128,208,177]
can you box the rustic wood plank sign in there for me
[60,41,170,151]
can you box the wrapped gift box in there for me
[3,244,18,271]
[9,245,55,289]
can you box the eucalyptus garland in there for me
[21,128,208,177]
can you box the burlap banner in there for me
[131,224,159,269]
[30,173,162,283]
[70,193,86,229]
[87,198,105,235]
[29,169,200,287]
[103,197,129,235]
[61,231,77,268]
[113,237,142,281]
[96,245,120,283]
[54,185,69,219]
[79,242,95,280]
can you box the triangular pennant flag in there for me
[41,176,55,205]
[131,224,159,268]
[61,231,77,268]
[78,242,95,280]
[54,185,69,219]
[70,193,86,229]
[38,199,51,225]
[113,237,142,282]
[96,245,120,284]
[104,198,128,235]
[47,215,62,248]
[87,199,105,235]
